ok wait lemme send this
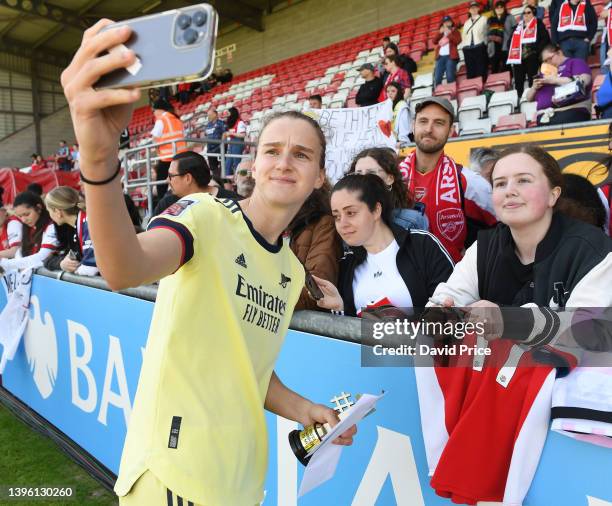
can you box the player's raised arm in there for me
[62,20,181,289]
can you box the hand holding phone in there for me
[304,270,324,301]
[95,4,218,90]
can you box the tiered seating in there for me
[126,0,600,147]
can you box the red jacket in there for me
[432,29,462,60]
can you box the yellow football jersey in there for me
[114,194,304,505]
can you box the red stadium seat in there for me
[457,77,483,105]
[485,71,511,92]
[434,82,458,100]
[493,113,527,132]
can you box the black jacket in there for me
[356,77,384,107]
[476,213,612,351]
[551,0,597,43]
[338,225,454,316]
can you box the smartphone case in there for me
[95,3,218,90]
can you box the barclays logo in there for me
[24,295,58,399]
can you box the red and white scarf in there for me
[557,0,587,32]
[506,18,537,65]
[399,150,466,261]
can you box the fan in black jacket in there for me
[313,174,454,316]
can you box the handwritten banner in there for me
[306,101,396,182]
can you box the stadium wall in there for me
[216,0,460,75]
[0,106,74,168]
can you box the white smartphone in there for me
[95,3,218,90]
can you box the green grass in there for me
[0,404,116,505]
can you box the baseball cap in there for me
[414,97,455,120]
[358,63,375,72]
[442,15,453,22]
[469,0,481,6]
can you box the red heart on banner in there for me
[378,120,392,137]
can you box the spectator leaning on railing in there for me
[0,191,59,272]
[313,174,453,317]
[44,186,98,276]
[0,205,21,259]
[525,43,592,125]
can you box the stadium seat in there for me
[488,90,518,125]
[493,113,527,132]
[520,101,538,124]
[414,73,434,89]
[434,82,458,101]
[485,71,511,92]
[457,77,484,105]
[411,87,434,101]
[458,94,487,124]
[460,117,492,135]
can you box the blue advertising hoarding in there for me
[0,274,611,505]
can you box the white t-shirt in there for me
[439,41,450,56]
[352,239,413,313]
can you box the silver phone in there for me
[95,3,218,90]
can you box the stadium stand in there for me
[118,0,606,154]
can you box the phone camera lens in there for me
[177,14,191,29]
[183,27,198,44]
[193,11,207,26]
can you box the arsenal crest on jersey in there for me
[414,187,427,201]
[437,208,465,242]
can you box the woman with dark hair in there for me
[421,144,612,505]
[287,178,343,310]
[348,147,428,231]
[557,173,608,233]
[313,173,453,316]
[379,55,411,101]
[222,106,247,176]
[385,82,412,149]
[0,191,59,271]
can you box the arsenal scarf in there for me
[399,150,465,261]
[557,0,587,32]
[506,18,537,65]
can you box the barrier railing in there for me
[121,136,255,217]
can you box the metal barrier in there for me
[121,136,255,217]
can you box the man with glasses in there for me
[525,43,592,125]
[152,151,241,216]
[235,159,255,198]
